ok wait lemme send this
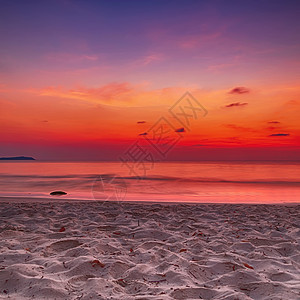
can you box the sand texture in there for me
[0,201,299,299]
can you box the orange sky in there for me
[1,84,299,160]
[0,1,299,160]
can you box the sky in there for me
[0,0,299,161]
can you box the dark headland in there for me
[0,156,36,161]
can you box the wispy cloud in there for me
[269,133,290,137]
[224,124,255,132]
[179,32,222,49]
[45,52,100,63]
[140,54,163,66]
[127,53,164,69]
[28,83,191,107]
[147,26,223,52]
[36,82,134,104]
[208,62,236,72]
[228,87,250,94]
[268,121,280,124]
[225,102,248,108]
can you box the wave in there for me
[119,175,300,186]
[0,173,299,186]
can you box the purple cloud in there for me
[269,133,290,137]
[228,87,250,94]
[225,102,248,108]
[175,127,185,132]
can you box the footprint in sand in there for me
[68,274,95,288]
[45,240,82,256]
[109,261,132,279]
[170,287,217,300]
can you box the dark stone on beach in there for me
[50,191,67,196]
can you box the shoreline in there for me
[0,196,299,206]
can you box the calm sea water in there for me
[0,161,299,203]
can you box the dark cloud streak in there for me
[225,102,248,108]
[175,128,185,132]
[228,87,250,94]
[269,133,290,137]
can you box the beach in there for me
[0,199,299,299]
[1,0,300,299]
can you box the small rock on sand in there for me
[50,191,67,196]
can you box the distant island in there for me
[0,156,36,161]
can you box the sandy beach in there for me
[0,199,299,299]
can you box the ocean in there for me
[0,161,299,203]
